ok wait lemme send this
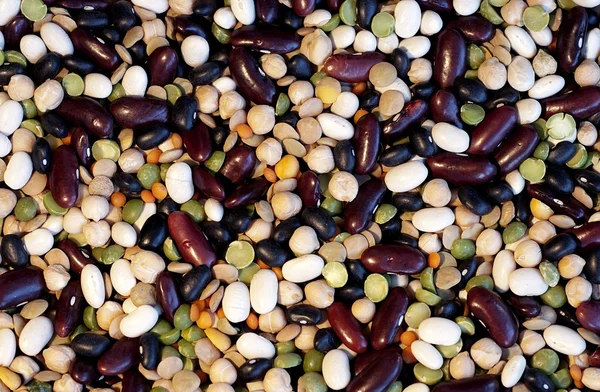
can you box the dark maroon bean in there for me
[71,127,92,167]
[353,113,381,175]
[4,16,32,50]
[323,52,386,83]
[109,97,170,129]
[447,16,494,43]
[370,288,409,350]
[568,222,600,250]
[416,0,453,12]
[292,0,316,15]
[434,29,467,89]
[432,375,499,392]
[70,27,119,71]
[56,97,114,138]
[427,153,497,186]
[71,333,111,357]
[468,106,517,155]
[0,266,44,310]
[54,0,111,9]
[361,244,426,274]
[229,47,277,105]
[156,271,182,323]
[557,6,587,73]
[328,302,368,353]
[49,145,79,209]
[147,46,178,86]
[97,338,140,376]
[575,301,600,334]
[344,178,386,234]
[591,347,600,367]
[543,85,600,119]
[192,166,226,201]
[468,287,518,347]
[70,357,101,385]
[326,0,343,10]
[430,89,462,127]
[527,184,587,223]
[170,15,210,39]
[168,211,217,268]
[58,239,93,274]
[256,0,279,23]
[347,350,402,392]
[122,369,149,392]
[224,178,270,209]
[493,125,539,174]
[231,26,300,54]
[54,281,84,337]
[297,171,320,207]
[354,347,402,375]
[182,122,213,163]
[220,145,257,184]
[506,293,541,318]
[382,100,429,143]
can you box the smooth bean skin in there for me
[180,265,211,302]
[1,235,28,269]
[230,47,277,105]
[334,140,355,172]
[109,97,170,129]
[168,211,217,268]
[225,178,271,209]
[434,29,467,89]
[135,124,170,150]
[383,100,429,142]
[427,153,497,186]
[287,304,324,325]
[71,127,92,167]
[447,16,494,43]
[171,16,210,39]
[139,333,160,370]
[506,293,541,318]
[347,350,402,392]
[302,206,336,240]
[76,10,110,30]
[53,0,111,9]
[576,301,600,333]
[584,248,600,284]
[182,122,213,163]
[568,222,600,250]
[0,64,25,85]
[543,86,600,119]
[147,46,179,87]
[70,27,120,71]
[357,0,378,29]
[557,6,587,74]
[360,244,426,274]
[220,145,257,184]
[432,375,499,392]
[0,266,44,310]
[256,0,279,23]
[573,169,600,194]
[63,55,96,75]
[54,281,84,337]
[430,90,462,128]
[327,0,343,10]
[58,239,93,274]
[467,287,518,348]
[344,178,386,234]
[370,288,409,350]
[522,369,556,392]
[292,0,316,16]
[138,213,169,251]
[323,52,387,83]
[97,338,140,376]
[122,369,149,392]
[156,271,182,323]
[70,357,101,385]
[353,113,381,175]
[192,166,226,201]
[231,26,300,54]
[380,145,413,167]
[493,125,539,174]
[527,184,587,223]
[456,78,488,104]
[591,347,600,367]
[111,1,136,31]
[297,171,320,207]
[354,347,402,375]
[544,165,574,194]
[468,106,517,155]
[314,328,341,352]
[239,358,273,382]
[256,238,291,267]
[41,112,68,138]
[71,333,111,357]
[56,97,114,138]
[189,61,227,86]
[49,145,80,209]
[541,233,578,262]
[416,0,453,12]
[4,16,31,49]
[328,302,368,353]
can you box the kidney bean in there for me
[70,27,119,71]
[224,178,270,209]
[493,125,539,174]
[109,97,170,130]
[220,145,257,184]
[467,287,518,347]
[575,301,600,334]
[180,123,213,164]
[416,0,453,12]
[314,328,341,352]
[71,127,92,167]
[354,347,402,375]
[430,90,462,127]
[192,166,225,201]
[255,0,279,23]
[370,287,409,350]
[229,47,276,105]
[122,369,149,392]
[527,184,587,223]
[146,46,178,87]
[326,0,343,10]
[168,211,217,268]
[54,281,84,337]
[292,0,316,15]
[458,186,494,215]
[573,168,600,194]
[467,106,517,155]
[328,302,368,353]
[543,86,600,119]
[231,26,300,54]
[156,271,182,323]
[557,6,587,74]
[4,16,32,50]
[568,222,600,250]
[97,338,140,376]
[447,16,494,43]
[434,29,467,89]
[56,97,114,138]
[353,113,381,174]
[344,178,386,234]
[357,0,378,29]
[347,350,402,392]
[541,233,579,262]
[361,244,426,274]
[506,293,541,318]
[71,333,111,357]
[590,347,600,367]
[58,239,93,274]
[427,153,497,186]
[48,145,79,209]
[54,0,111,9]
[432,375,499,392]
[287,304,324,325]
[383,100,429,143]
[70,357,101,385]
[297,171,320,207]
[1,235,28,269]
[323,52,387,83]
[0,266,44,310]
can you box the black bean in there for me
[1,235,28,269]
[239,359,273,382]
[301,206,336,240]
[0,64,25,85]
[100,27,121,43]
[189,61,227,86]
[391,192,424,212]
[455,78,488,104]
[514,191,532,223]
[556,307,581,329]
[379,144,413,167]
[286,304,324,325]
[211,126,229,148]
[545,165,575,194]
[76,10,110,30]
[410,127,437,157]
[287,54,313,80]
[359,90,381,111]
[457,257,478,288]
[584,248,600,284]
[221,208,252,233]
[357,0,377,29]
[333,139,356,172]
[71,333,111,357]
[484,182,514,204]
[180,265,211,302]
[193,0,223,16]
[111,0,137,32]
[134,124,171,150]
[483,85,519,110]
[280,6,304,30]
[272,217,302,243]
[458,186,494,215]
[200,221,234,251]
[112,172,143,198]
[31,53,62,85]
[547,141,578,165]
[433,300,463,319]
[542,233,578,262]
[335,286,365,302]
[255,239,291,268]
[522,368,556,392]
[346,260,368,283]
[32,138,52,174]
[63,55,96,75]
[157,198,179,215]
[313,328,341,352]
[139,333,160,370]
[380,217,401,243]
[390,48,410,80]
[410,81,438,101]
[138,213,169,251]
[573,169,600,194]
[393,233,419,248]
[171,95,198,132]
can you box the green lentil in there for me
[519,157,546,182]
[226,241,255,269]
[164,84,183,106]
[320,13,340,32]
[180,200,206,223]
[21,119,43,137]
[150,320,173,336]
[566,144,588,169]
[92,140,121,162]
[160,163,172,182]
[339,0,356,25]
[465,275,494,292]
[539,261,560,287]
[137,164,161,189]
[123,199,144,224]
[550,368,572,389]
[468,44,485,69]
[320,196,343,216]
[212,23,231,44]
[181,325,204,342]
[21,99,37,119]
[26,380,52,392]
[276,93,290,116]
[5,50,27,66]
[183,357,194,371]
[161,345,180,360]
[523,6,550,32]
[451,239,476,260]
[303,349,324,373]
[108,84,126,102]
[436,339,463,359]
[455,316,476,335]
[91,247,105,262]
[480,0,504,24]
[177,339,197,359]
[420,267,436,293]
[276,341,296,355]
[387,381,403,392]
[68,233,88,247]
[70,324,89,340]
[83,306,100,331]
[298,372,328,392]
[415,288,442,306]
[533,141,550,160]
[62,73,85,96]
[334,232,352,242]
[14,196,37,222]
[20,0,47,21]
[371,12,395,37]
[503,221,527,244]
[310,72,327,86]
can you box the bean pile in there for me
[2,0,600,391]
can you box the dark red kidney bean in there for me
[156,271,182,323]
[56,97,113,138]
[527,184,587,223]
[256,238,291,267]
[353,113,381,175]
[543,86,600,119]
[109,97,170,130]
[347,350,402,392]
[434,29,467,89]
[182,122,213,163]
[138,213,169,251]
[168,211,217,268]
[180,264,211,302]
[361,244,426,274]
[468,106,518,155]
[416,0,453,12]
[49,145,79,209]
[189,61,227,86]
[231,26,300,54]
[4,16,32,50]
[286,304,323,325]
[171,15,210,39]
[357,0,378,29]
[590,347,600,367]
[97,338,140,376]
[344,178,386,234]
[458,186,494,216]
[297,171,320,207]
[58,239,93,274]
[370,287,409,350]
[0,266,44,310]
[382,100,428,143]
[54,0,111,9]
[224,178,270,209]
[71,333,111,357]
[506,293,541,318]
[575,301,600,333]
[447,16,494,43]
[192,166,225,201]
[301,206,336,240]
[54,280,84,337]
[432,375,499,392]
[427,153,497,186]
[256,0,279,23]
[135,124,171,150]
[229,47,276,105]
[541,232,578,262]
[430,89,462,127]
[147,46,178,86]
[354,347,402,375]
[557,6,587,73]
[70,27,119,71]
[493,125,539,174]
[122,369,149,392]
[70,357,101,384]
[292,0,316,15]
[71,127,92,167]
[568,222,600,250]
[334,140,355,172]
[1,235,28,269]
[328,302,368,353]
[220,145,257,184]
[467,287,518,347]
[323,52,387,83]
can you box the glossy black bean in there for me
[171,96,197,132]
[1,234,28,269]
[430,89,462,127]
[113,172,142,198]
[335,285,365,302]
[139,333,160,370]
[193,0,222,15]
[346,260,369,283]
[410,127,437,157]
[31,53,61,85]
[434,29,467,88]
[353,113,381,174]
[239,359,273,382]
[76,10,109,30]
[56,97,114,138]
[70,357,101,385]
[391,192,424,212]
[287,54,313,80]
[457,257,478,288]
[379,144,413,167]
[97,338,140,376]
[32,138,52,174]
[485,182,514,204]
[101,27,121,42]
[221,208,252,233]
[556,307,580,329]
[53,0,111,9]
[432,375,499,392]
[111,1,136,32]
[514,192,532,223]
[189,61,226,86]
[138,213,168,251]
[585,248,600,284]
[392,232,418,248]
[557,6,587,74]
[523,368,556,392]
[506,293,541,318]
[313,328,341,352]
[220,145,257,184]
[230,47,276,104]
[458,186,493,215]
[484,85,519,110]
[542,233,578,262]
[255,238,290,268]
[179,265,211,302]
[134,124,171,150]
[200,221,234,251]
[71,127,92,167]
[287,304,323,325]
[301,206,336,240]
[3,16,31,50]
[344,179,387,234]
[411,81,438,101]
[297,171,320,207]
[256,0,280,23]
[0,64,25,85]
[58,239,93,274]
[433,300,463,319]
[157,199,178,215]
[334,139,356,172]
[323,52,387,83]
[70,27,120,71]
[416,0,453,12]
[455,78,488,104]
[170,15,210,40]
[280,6,304,29]
[357,0,377,28]
[224,178,271,209]
[272,217,302,243]
[71,333,111,357]
[544,165,575,194]
[110,97,170,130]
[547,141,577,165]
[528,184,587,223]
[359,89,381,110]
[383,100,429,142]
[63,55,96,75]
[390,48,410,80]
[156,272,182,323]
[211,126,229,148]
[278,112,300,127]
[231,26,300,54]
[493,125,540,174]
[573,169,600,194]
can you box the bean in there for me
[1,234,28,269]
[370,287,409,350]
[346,349,403,392]
[468,106,518,155]
[70,27,119,71]
[122,369,148,392]
[323,52,386,83]
[55,97,113,138]
[327,302,368,353]
[361,244,426,274]
[575,300,600,333]
[447,15,494,43]
[286,304,323,326]
[543,85,600,119]
[69,357,101,385]
[568,221,600,250]
[528,184,587,223]
[168,211,217,268]
[156,272,182,324]
[71,333,110,357]
[416,0,452,12]
[383,100,429,142]
[352,113,380,174]
[467,287,518,348]
[224,178,270,209]
[427,153,497,186]
[109,97,170,129]
[97,338,140,376]
[430,90,462,128]
[506,293,541,318]
[431,375,499,392]
[0,266,44,310]
[147,46,178,87]
[71,127,91,167]
[297,171,320,207]
[220,145,257,184]
[231,26,300,54]
[344,178,386,234]
[557,6,587,74]
[458,186,493,216]
[229,47,276,105]
[493,125,540,174]
[192,166,225,201]
[301,206,336,240]
[333,140,355,172]
[434,29,467,89]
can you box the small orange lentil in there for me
[141,190,155,203]
[61,134,72,145]
[264,167,277,183]
[146,149,161,164]
[428,253,441,268]
[272,267,283,281]
[190,304,200,322]
[246,313,258,330]
[400,331,418,346]
[402,346,417,364]
[570,365,583,382]
[197,311,215,329]
[110,192,126,208]
[236,124,254,139]
[217,308,226,319]
[354,109,369,123]
[257,260,270,269]
[171,133,183,149]
[352,82,367,95]
[152,183,168,201]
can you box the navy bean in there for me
[32,138,52,174]
[70,27,120,71]
[334,139,356,172]
[55,281,84,337]
[455,78,488,104]
[192,166,225,201]
[390,48,410,80]
[138,213,169,251]
[220,145,257,184]
[528,184,587,223]
[183,123,213,164]
[0,266,44,310]
[434,29,467,89]
[71,127,92,167]
[71,333,111,357]
[272,217,302,243]
[63,55,96,75]
[371,287,409,350]
[383,100,429,142]
[379,144,413,167]
[97,338,140,376]
[506,293,541,318]
[239,358,273,382]
[347,350,402,392]
[135,124,171,150]
[543,86,600,119]
[168,211,217,267]
[541,232,579,262]
[70,357,101,385]
[180,264,211,302]
[447,16,494,43]
[56,97,114,138]
[557,6,587,74]
[458,186,494,215]
[353,113,380,174]
[467,287,518,348]
[230,47,277,105]
[109,97,170,130]
[49,145,79,209]
[222,209,252,233]
[313,328,341,353]
[231,26,300,54]
[323,52,387,83]
[76,10,110,30]
[432,375,499,392]
[224,178,271,209]
[286,304,324,326]
[544,165,575,194]
[147,46,179,87]
[493,125,539,174]
[3,16,32,50]
[139,333,160,370]
[297,171,321,207]
[113,172,143,198]
[522,368,556,392]
[427,153,497,186]
[468,106,518,155]
[1,234,28,269]
[58,239,93,274]
[156,271,182,324]
[256,0,280,23]
[430,89,462,128]
[292,0,316,16]
[189,61,227,86]
[361,244,426,274]
[357,0,378,29]
[31,53,61,85]
[344,178,386,234]
[111,1,136,32]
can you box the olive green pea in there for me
[415,288,442,306]
[159,328,181,345]
[100,245,124,265]
[414,364,444,385]
[181,325,204,342]
[165,84,183,106]
[276,93,290,116]
[54,230,69,243]
[161,345,180,360]
[298,372,328,392]
[21,99,38,119]
[550,368,572,389]
[43,192,68,216]
[26,380,52,392]
[108,83,126,102]
[14,196,37,222]
[310,72,327,86]
[5,51,27,66]
[174,304,193,330]
[420,267,436,293]
[178,339,197,359]
[321,197,343,216]
[123,199,144,224]
[322,261,348,288]
[539,261,560,287]
[163,237,181,261]
[137,164,161,189]
[441,359,451,381]
[334,232,351,242]
[455,316,476,335]
[159,163,172,182]
[460,104,485,126]
[91,247,105,262]
[204,151,226,173]
[303,349,324,372]
[375,204,398,224]
[68,233,88,247]
[320,14,341,32]
[468,44,485,69]
[540,285,567,308]
[436,339,463,359]
[183,357,194,371]
[70,324,89,340]
[21,119,43,137]
[274,353,302,368]
[503,221,527,244]
[92,140,121,162]
[150,320,173,336]
[276,341,296,355]
[405,302,431,329]
[180,200,206,223]
[532,348,560,375]
[451,239,475,260]
[238,263,261,286]
[83,306,100,331]
[533,141,550,160]
[212,23,231,44]
[465,275,494,292]
[62,73,84,96]
[150,388,169,392]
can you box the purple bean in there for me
[224,178,270,209]
[575,301,600,334]
[353,113,381,174]
[432,375,499,392]
[122,369,149,392]
[344,178,386,234]
[416,0,453,12]
[97,338,140,376]
[430,89,462,127]
[493,125,539,174]
[382,100,429,143]
[590,347,600,367]
[322,52,387,83]
[434,29,467,89]
[543,86,600,119]
[3,16,32,50]
[192,166,226,201]
[54,280,84,337]
[256,0,280,23]
[70,357,101,385]
[446,16,494,43]
[370,287,409,350]
[220,145,257,184]
[55,97,113,138]
[49,145,79,209]
[527,184,587,223]
[71,127,92,167]
[328,302,369,353]
[168,211,217,268]
[70,27,120,71]
[426,153,497,186]
[556,6,587,74]
[468,105,518,155]
[506,293,541,318]
[354,347,402,375]
[52,0,111,9]
[347,350,403,392]
[147,46,179,86]
[170,16,209,39]
[292,0,316,16]
[326,0,343,10]
[109,97,170,129]
[0,266,44,310]
[182,122,213,163]
[467,287,518,348]
[156,271,182,323]
[58,239,93,274]
[231,26,300,54]
[568,222,600,250]
[297,171,321,207]
[360,244,426,274]
[229,47,277,105]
